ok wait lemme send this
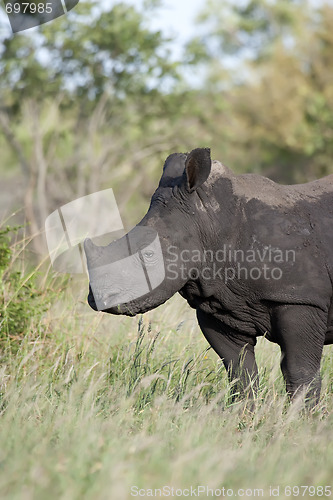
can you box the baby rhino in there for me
[85,148,333,406]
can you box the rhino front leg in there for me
[272,304,326,407]
[196,309,258,401]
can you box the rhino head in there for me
[84,148,215,316]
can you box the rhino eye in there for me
[143,250,154,259]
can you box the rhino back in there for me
[190,166,333,329]
[230,171,333,208]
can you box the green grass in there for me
[0,283,332,500]
[0,229,332,499]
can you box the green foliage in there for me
[196,0,303,61]
[0,1,179,110]
[0,226,12,273]
[0,1,200,230]
[0,226,51,351]
[190,0,333,182]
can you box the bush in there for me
[0,225,50,352]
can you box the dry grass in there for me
[0,274,332,500]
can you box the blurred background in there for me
[0,0,333,257]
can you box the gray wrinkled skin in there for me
[85,148,333,406]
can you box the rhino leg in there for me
[196,309,258,402]
[271,304,326,407]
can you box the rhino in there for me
[84,148,333,405]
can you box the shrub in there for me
[0,225,50,352]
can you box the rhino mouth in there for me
[87,285,98,311]
[87,285,139,316]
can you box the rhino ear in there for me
[159,153,187,187]
[185,148,211,193]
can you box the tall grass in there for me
[0,227,332,499]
